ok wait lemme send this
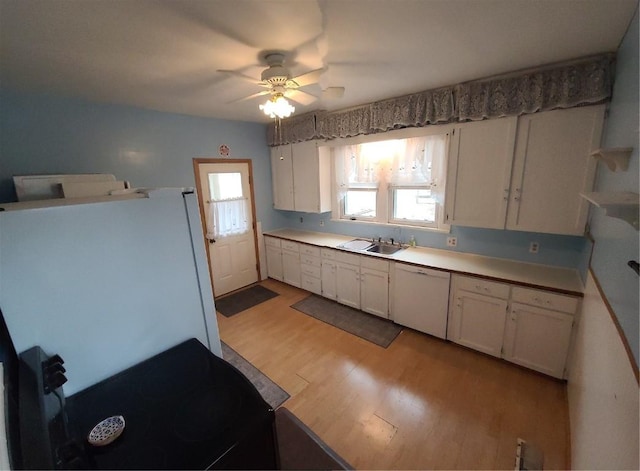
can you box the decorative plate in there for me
[87,415,125,446]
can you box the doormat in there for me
[216,285,279,317]
[221,341,290,409]
[291,295,402,348]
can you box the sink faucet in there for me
[390,238,395,245]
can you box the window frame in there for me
[330,125,452,232]
[388,184,439,228]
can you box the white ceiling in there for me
[1,0,637,123]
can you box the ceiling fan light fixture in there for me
[259,93,295,119]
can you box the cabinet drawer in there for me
[299,244,320,257]
[329,250,360,266]
[301,263,321,278]
[511,287,579,314]
[301,273,322,295]
[300,254,321,268]
[321,248,338,260]
[264,236,281,248]
[455,275,510,299]
[361,256,389,272]
[281,240,299,252]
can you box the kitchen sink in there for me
[338,238,405,256]
[365,244,404,255]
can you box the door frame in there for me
[192,158,261,298]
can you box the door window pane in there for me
[208,172,243,201]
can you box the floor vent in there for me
[515,438,544,470]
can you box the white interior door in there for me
[197,161,258,297]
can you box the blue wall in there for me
[0,90,290,232]
[0,89,592,271]
[281,211,591,270]
[589,8,639,363]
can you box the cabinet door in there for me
[270,145,294,210]
[292,141,319,213]
[336,262,360,309]
[282,250,301,287]
[321,260,337,300]
[503,302,574,378]
[291,141,332,213]
[449,290,508,357]
[506,105,605,235]
[393,265,450,339]
[445,117,517,229]
[360,267,388,318]
[265,246,283,281]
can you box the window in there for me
[334,130,449,230]
[206,171,249,239]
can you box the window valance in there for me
[456,54,613,121]
[266,53,614,146]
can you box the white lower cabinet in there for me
[336,259,360,310]
[320,252,338,300]
[281,240,301,288]
[448,275,578,378]
[502,286,578,378]
[393,264,450,339]
[360,257,389,319]
[448,286,509,358]
[300,244,322,295]
[265,237,283,281]
[269,236,580,380]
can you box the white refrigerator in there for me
[0,188,220,395]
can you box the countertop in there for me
[264,228,585,296]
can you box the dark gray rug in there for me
[221,341,290,409]
[291,295,402,348]
[216,284,278,317]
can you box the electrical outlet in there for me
[529,242,539,253]
[447,236,457,247]
[319,219,324,226]
[299,217,304,223]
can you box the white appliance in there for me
[393,263,451,339]
[0,188,220,395]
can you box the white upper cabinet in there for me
[445,117,517,229]
[445,105,605,235]
[292,141,332,213]
[506,105,605,235]
[270,141,331,213]
[270,144,294,210]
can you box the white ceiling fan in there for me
[218,51,344,117]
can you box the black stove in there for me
[13,338,277,470]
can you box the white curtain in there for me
[206,197,249,239]
[384,134,447,188]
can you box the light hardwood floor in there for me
[217,279,569,470]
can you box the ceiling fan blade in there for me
[289,68,325,87]
[322,87,345,100]
[217,70,269,87]
[228,90,272,104]
[285,89,317,106]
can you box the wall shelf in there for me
[580,191,639,230]
[590,147,633,172]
